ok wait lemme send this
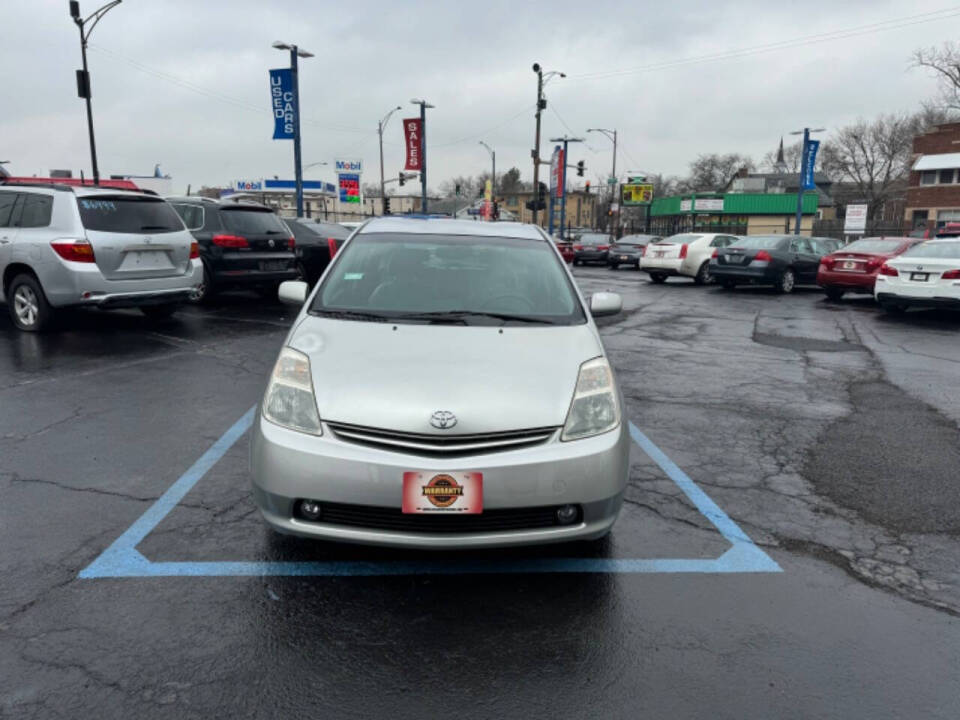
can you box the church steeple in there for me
[774,137,787,173]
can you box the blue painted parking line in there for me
[80,410,781,578]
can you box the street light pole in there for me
[70,0,122,186]
[410,99,434,213]
[378,105,402,211]
[273,41,314,218]
[789,127,825,235]
[530,63,565,226]
[587,127,618,241]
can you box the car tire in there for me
[140,303,180,320]
[6,273,54,332]
[694,261,711,285]
[777,268,796,294]
[825,287,845,302]
[649,272,668,284]
[191,263,216,304]
[721,280,736,290]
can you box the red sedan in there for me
[817,236,922,301]
[555,240,575,264]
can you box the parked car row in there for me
[579,227,959,314]
[0,180,354,332]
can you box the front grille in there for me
[326,421,557,456]
[295,501,581,534]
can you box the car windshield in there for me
[841,238,905,253]
[220,208,288,235]
[312,232,586,326]
[900,241,960,259]
[731,235,785,249]
[77,196,185,234]
[576,233,609,245]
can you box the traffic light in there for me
[576,160,585,177]
[399,172,405,187]
[585,181,591,194]
[455,183,462,197]
[525,182,549,211]
[383,196,391,215]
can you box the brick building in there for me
[906,121,960,231]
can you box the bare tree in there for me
[438,175,478,199]
[912,43,960,111]
[678,153,754,192]
[761,141,804,173]
[819,114,914,220]
[362,182,382,198]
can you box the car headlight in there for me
[262,347,322,435]
[561,357,620,441]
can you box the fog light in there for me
[300,500,322,520]
[556,504,579,525]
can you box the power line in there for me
[568,7,960,82]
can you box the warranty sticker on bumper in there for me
[402,472,483,514]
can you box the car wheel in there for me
[191,263,216,304]
[140,303,180,320]
[721,280,736,290]
[649,272,668,284]
[777,268,796,294]
[6,273,54,332]
[694,261,711,285]
[825,288,845,302]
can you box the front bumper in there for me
[250,413,630,548]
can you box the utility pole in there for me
[70,0,122,186]
[378,105,402,213]
[273,41,314,218]
[410,99,434,213]
[789,126,825,235]
[587,127,618,241]
[531,63,565,227]
[550,136,583,240]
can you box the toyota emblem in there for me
[430,411,457,430]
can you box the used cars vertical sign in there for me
[270,69,295,140]
[403,118,423,171]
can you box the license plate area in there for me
[910,272,929,282]
[118,250,173,271]
[259,260,288,272]
[402,472,483,514]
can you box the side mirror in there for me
[278,280,308,307]
[590,292,622,317]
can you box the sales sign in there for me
[338,173,361,204]
[621,183,654,206]
[550,146,565,199]
[844,203,868,235]
[403,118,423,171]
[269,69,295,140]
[694,198,724,212]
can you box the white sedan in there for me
[640,233,739,284]
[874,239,960,312]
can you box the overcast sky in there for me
[2,0,956,193]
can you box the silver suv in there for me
[0,183,202,331]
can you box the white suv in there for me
[0,183,202,331]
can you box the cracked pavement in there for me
[1,278,959,719]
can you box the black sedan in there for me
[608,234,660,269]
[709,235,827,293]
[287,218,352,286]
[572,232,613,265]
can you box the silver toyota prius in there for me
[250,217,630,548]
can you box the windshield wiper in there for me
[314,310,393,322]
[395,311,556,325]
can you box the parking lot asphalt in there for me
[2,269,959,719]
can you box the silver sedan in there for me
[250,218,629,548]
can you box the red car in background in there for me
[555,240,575,263]
[817,236,922,301]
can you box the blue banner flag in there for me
[802,139,820,190]
[269,68,295,140]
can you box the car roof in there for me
[358,217,547,240]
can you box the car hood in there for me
[287,317,603,434]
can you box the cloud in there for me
[0,0,950,192]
